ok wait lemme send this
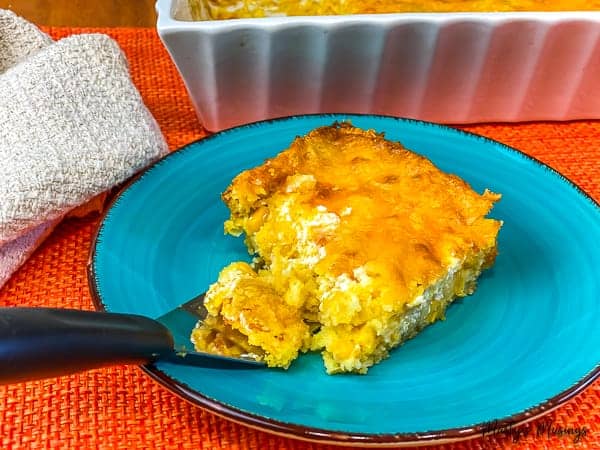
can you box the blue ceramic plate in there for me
[89,114,600,446]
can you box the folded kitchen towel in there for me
[0,10,169,289]
[0,9,51,71]
[0,10,59,289]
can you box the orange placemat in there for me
[0,27,599,450]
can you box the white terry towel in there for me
[0,10,169,288]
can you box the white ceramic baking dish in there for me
[156,0,600,131]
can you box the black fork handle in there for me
[0,307,174,384]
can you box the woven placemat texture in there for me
[0,27,598,450]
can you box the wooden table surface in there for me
[0,0,157,27]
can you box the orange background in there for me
[0,0,157,27]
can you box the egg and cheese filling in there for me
[191,123,501,374]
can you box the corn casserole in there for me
[191,123,502,374]
[183,0,600,20]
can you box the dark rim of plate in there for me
[87,113,600,447]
